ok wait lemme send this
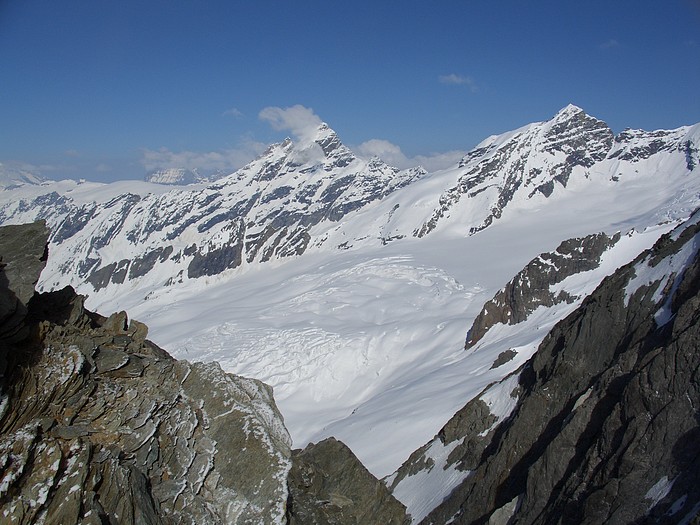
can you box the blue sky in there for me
[1,0,699,181]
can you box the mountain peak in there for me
[309,123,355,164]
[552,103,586,121]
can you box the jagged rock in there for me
[414,213,700,524]
[287,437,409,524]
[466,231,620,348]
[387,374,521,524]
[0,221,48,304]
[0,223,292,524]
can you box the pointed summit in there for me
[543,104,613,159]
[289,122,357,168]
[554,103,585,119]
[313,122,346,157]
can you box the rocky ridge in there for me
[414,105,698,239]
[388,211,700,524]
[415,105,616,237]
[0,223,293,523]
[465,231,621,348]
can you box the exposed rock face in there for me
[0,223,292,524]
[403,213,700,524]
[415,105,615,238]
[0,221,49,305]
[466,231,620,348]
[387,373,521,524]
[287,438,409,524]
[0,221,49,342]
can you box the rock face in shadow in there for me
[0,221,49,341]
[409,213,700,524]
[0,223,292,524]
[287,437,409,524]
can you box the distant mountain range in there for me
[144,167,231,185]
[1,105,697,304]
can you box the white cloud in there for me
[259,104,323,142]
[140,139,267,173]
[223,107,244,118]
[357,139,466,172]
[357,139,406,166]
[439,73,478,92]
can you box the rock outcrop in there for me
[0,223,292,524]
[392,212,700,524]
[465,231,620,348]
[287,437,409,524]
[0,221,49,342]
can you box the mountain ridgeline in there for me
[0,105,698,304]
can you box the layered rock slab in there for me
[0,223,292,524]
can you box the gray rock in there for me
[0,225,292,524]
[0,221,49,341]
[288,437,409,524]
[466,231,620,348]
[416,212,700,524]
[0,221,49,304]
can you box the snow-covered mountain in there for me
[0,122,425,300]
[0,163,44,189]
[2,105,697,305]
[1,105,699,483]
[144,167,210,185]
